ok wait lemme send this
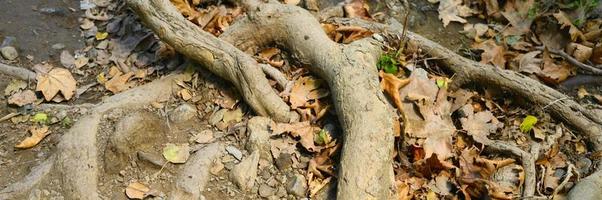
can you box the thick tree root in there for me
[126,1,397,199]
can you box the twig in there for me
[535,46,602,75]
[0,63,36,80]
[486,141,538,197]
[542,97,569,110]
[0,112,20,123]
[552,164,576,197]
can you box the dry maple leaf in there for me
[379,71,410,111]
[271,121,321,152]
[460,104,500,145]
[289,76,329,109]
[259,47,284,67]
[15,126,51,149]
[473,39,506,69]
[553,11,585,42]
[105,71,135,93]
[36,67,77,101]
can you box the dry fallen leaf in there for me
[343,0,372,20]
[179,88,192,100]
[223,107,243,124]
[436,0,471,27]
[473,39,506,69]
[537,49,572,84]
[162,143,190,164]
[399,69,455,161]
[60,50,76,68]
[289,76,329,109]
[105,71,135,93]
[460,104,500,145]
[36,67,77,101]
[8,90,37,106]
[272,121,321,152]
[15,126,50,149]
[554,11,585,42]
[283,0,301,5]
[258,47,284,67]
[4,79,27,96]
[518,51,542,74]
[125,182,150,199]
[379,71,410,111]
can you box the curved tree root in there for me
[0,74,187,199]
[126,0,396,199]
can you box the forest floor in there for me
[1,0,602,199]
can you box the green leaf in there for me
[61,117,73,128]
[32,113,49,124]
[436,78,448,89]
[314,129,331,145]
[162,143,190,164]
[377,54,399,74]
[520,115,538,133]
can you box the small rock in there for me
[258,184,276,198]
[286,174,307,197]
[576,157,592,175]
[51,43,66,50]
[275,153,293,170]
[230,151,259,191]
[210,160,224,175]
[209,109,226,125]
[169,103,197,123]
[276,186,287,198]
[192,130,214,144]
[226,146,243,161]
[1,46,18,60]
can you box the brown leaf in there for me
[179,88,192,100]
[15,126,50,149]
[518,51,542,74]
[536,49,572,84]
[553,11,585,42]
[125,182,150,199]
[399,69,455,160]
[500,0,535,35]
[170,0,201,20]
[272,121,321,152]
[343,0,372,20]
[460,104,500,145]
[105,72,135,93]
[36,67,77,101]
[473,39,506,68]
[8,90,37,106]
[283,0,301,5]
[289,76,329,109]
[436,0,472,27]
[379,71,410,111]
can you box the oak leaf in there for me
[436,0,471,27]
[36,67,77,101]
[553,11,585,42]
[15,126,50,149]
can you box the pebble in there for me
[286,174,307,197]
[51,43,66,50]
[1,46,18,60]
[169,103,197,123]
[258,184,276,198]
[226,146,243,161]
[209,109,226,125]
[275,153,293,170]
[230,151,259,191]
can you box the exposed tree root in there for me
[169,143,222,200]
[127,1,396,199]
[486,141,538,197]
[0,63,36,80]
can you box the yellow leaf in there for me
[36,68,77,101]
[179,88,192,100]
[379,71,410,111]
[95,32,108,40]
[125,182,150,199]
[96,73,107,84]
[15,126,50,149]
[162,143,190,164]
